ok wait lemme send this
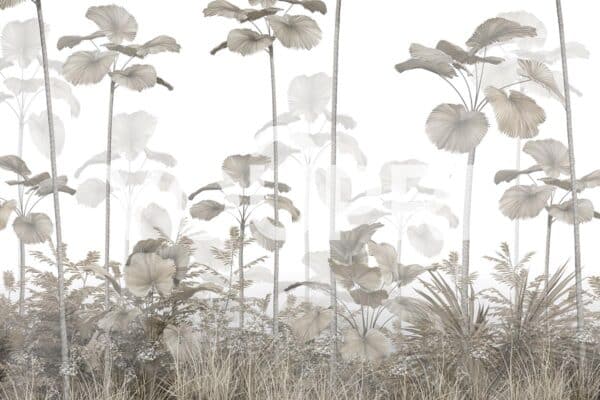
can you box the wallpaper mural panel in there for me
[1,0,599,398]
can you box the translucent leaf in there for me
[27,111,66,159]
[3,78,43,95]
[112,111,158,160]
[406,224,443,258]
[288,73,331,122]
[0,19,41,68]
[139,203,172,239]
[76,178,107,208]
[250,217,286,251]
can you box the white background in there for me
[1,1,599,298]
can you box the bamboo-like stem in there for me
[268,45,280,337]
[304,168,311,300]
[514,139,521,264]
[103,80,116,397]
[238,218,246,329]
[17,115,26,317]
[461,149,476,323]
[35,1,70,397]
[544,214,553,290]
[555,0,585,366]
[329,0,343,364]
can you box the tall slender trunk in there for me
[461,149,476,321]
[103,80,116,397]
[544,214,552,290]
[396,237,402,329]
[268,45,280,337]
[555,0,584,364]
[304,168,311,300]
[35,1,70,397]
[17,116,26,317]
[123,200,132,263]
[514,139,521,264]
[329,0,343,365]
[238,219,246,329]
[104,81,116,308]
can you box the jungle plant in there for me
[481,243,577,362]
[57,3,180,324]
[1,0,70,395]
[285,223,435,362]
[73,110,183,263]
[188,154,300,328]
[494,138,600,288]
[394,17,563,318]
[555,0,585,365]
[349,159,458,271]
[255,72,364,300]
[203,0,326,336]
[0,18,79,316]
[481,11,589,264]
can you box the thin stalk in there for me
[35,1,70,397]
[461,149,476,322]
[544,214,552,289]
[514,139,521,264]
[17,115,26,317]
[103,80,116,397]
[329,0,343,364]
[304,167,311,300]
[268,45,280,337]
[396,237,402,330]
[238,218,246,329]
[555,0,585,365]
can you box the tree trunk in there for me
[103,80,116,397]
[461,149,476,322]
[17,116,26,317]
[35,1,70,398]
[304,168,311,300]
[268,45,280,337]
[514,139,521,264]
[555,0,585,365]
[544,214,552,290]
[238,220,246,329]
[329,0,343,364]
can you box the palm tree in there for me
[394,18,560,317]
[57,5,178,393]
[0,0,71,397]
[329,0,343,358]
[555,0,584,364]
[0,18,79,317]
[204,0,325,335]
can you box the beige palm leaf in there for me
[485,87,545,138]
[425,103,489,153]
